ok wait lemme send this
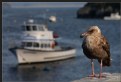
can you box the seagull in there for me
[80,26,111,78]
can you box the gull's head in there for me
[80,26,101,38]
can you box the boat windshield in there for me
[38,26,44,31]
[32,26,37,31]
[33,42,39,47]
[26,26,31,31]
[26,42,32,47]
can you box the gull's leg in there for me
[99,59,102,78]
[88,59,96,77]
[99,59,106,79]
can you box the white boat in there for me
[104,12,121,20]
[9,19,76,64]
[49,16,56,22]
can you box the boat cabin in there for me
[21,19,57,51]
[22,23,48,32]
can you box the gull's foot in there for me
[88,74,98,79]
[99,74,106,79]
[88,74,97,77]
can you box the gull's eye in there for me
[88,29,94,33]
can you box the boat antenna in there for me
[43,14,48,29]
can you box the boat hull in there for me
[104,17,121,20]
[10,47,76,64]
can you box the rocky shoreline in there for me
[77,3,120,19]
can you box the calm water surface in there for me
[2,8,121,82]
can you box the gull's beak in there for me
[80,32,87,38]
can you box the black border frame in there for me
[2,0,121,2]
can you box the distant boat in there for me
[49,16,56,22]
[9,19,76,64]
[104,12,121,20]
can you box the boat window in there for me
[26,42,32,47]
[47,44,50,48]
[44,44,47,48]
[40,43,50,48]
[32,26,37,31]
[26,26,31,31]
[38,26,44,31]
[41,44,44,48]
[33,42,39,47]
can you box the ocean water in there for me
[2,7,121,82]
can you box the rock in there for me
[72,73,121,82]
